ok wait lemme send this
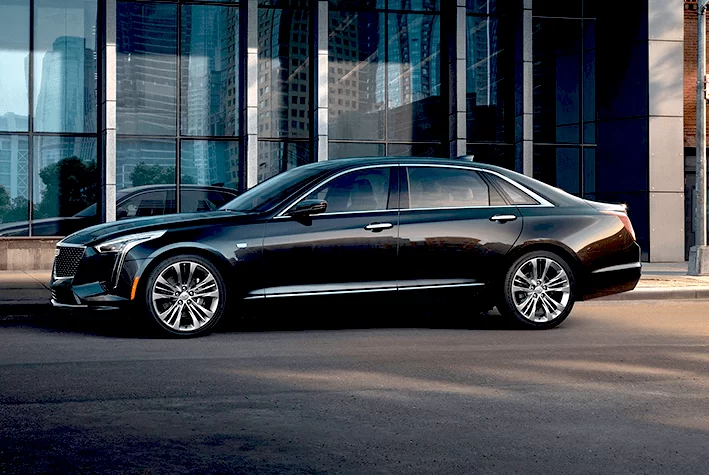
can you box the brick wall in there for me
[685,0,709,148]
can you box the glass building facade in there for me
[0,0,687,262]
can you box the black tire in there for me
[497,250,576,329]
[142,254,227,338]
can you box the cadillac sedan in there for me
[50,157,641,337]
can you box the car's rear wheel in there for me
[143,255,226,337]
[498,250,575,329]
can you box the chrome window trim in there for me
[402,164,554,208]
[276,164,396,218]
[275,162,554,219]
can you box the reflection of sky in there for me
[0,1,95,117]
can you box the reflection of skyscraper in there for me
[0,117,29,200]
[257,8,310,181]
[35,36,96,134]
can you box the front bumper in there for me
[50,255,147,310]
[50,276,132,309]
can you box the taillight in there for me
[601,210,636,241]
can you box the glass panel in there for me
[257,141,310,182]
[259,0,310,7]
[32,136,97,235]
[387,0,439,12]
[258,7,311,139]
[532,0,581,18]
[406,167,491,209]
[304,167,391,213]
[33,0,97,133]
[466,0,501,15]
[181,5,239,137]
[0,135,29,236]
[533,146,581,195]
[583,147,595,200]
[118,190,169,219]
[466,15,507,142]
[387,14,441,142]
[117,3,177,135]
[328,11,385,141]
[329,0,380,10]
[328,142,385,159]
[387,143,442,157]
[0,0,29,132]
[180,140,240,190]
[466,143,514,170]
[180,188,235,214]
[484,173,538,205]
[116,138,176,190]
[533,18,582,144]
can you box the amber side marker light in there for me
[130,277,140,300]
[601,209,636,241]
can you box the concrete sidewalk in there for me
[0,263,708,314]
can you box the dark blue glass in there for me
[117,3,177,136]
[116,138,176,190]
[33,0,97,133]
[181,5,239,137]
[328,11,385,140]
[386,13,441,142]
[0,135,29,233]
[258,141,310,182]
[0,0,29,132]
[181,140,240,190]
[32,136,97,234]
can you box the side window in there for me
[117,191,167,219]
[304,168,391,213]
[484,173,539,205]
[406,167,496,209]
[180,190,232,213]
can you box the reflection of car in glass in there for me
[0,185,239,237]
[50,157,642,338]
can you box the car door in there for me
[397,165,523,294]
[261,165,399,298]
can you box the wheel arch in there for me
[134,243,234,300]
[502,241,586,290]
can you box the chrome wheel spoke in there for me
[152,260,220,333]
[512,256,571,323]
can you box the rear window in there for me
[484,173,539,205]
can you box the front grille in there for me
[54,246,85,278]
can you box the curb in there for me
[597,287,709,301]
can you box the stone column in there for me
[244,0,259,188]
[99,0,117,222]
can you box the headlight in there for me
[95,230,166,254]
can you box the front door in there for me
[397,165,523,294]
[261,165,399,298]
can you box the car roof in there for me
[299,156,585,207]
[117,184,239,199]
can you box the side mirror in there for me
[288,199,327,217]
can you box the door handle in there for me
[489,214,517,223]
[365,222,394,231]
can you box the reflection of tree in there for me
[130,162,195,186]
[35,157,98,219]
[0,186,31,224]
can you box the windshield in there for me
[221,163,330,213]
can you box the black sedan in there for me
[50,157,641,337]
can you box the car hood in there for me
[59,210,253,246]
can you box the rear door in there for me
[397,165,523,294]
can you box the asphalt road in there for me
[1,300,708,474]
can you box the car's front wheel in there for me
[142,255,226,337]
[498,250,575,329]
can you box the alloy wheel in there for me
[511,256,571,323]
[151,260,220,332]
